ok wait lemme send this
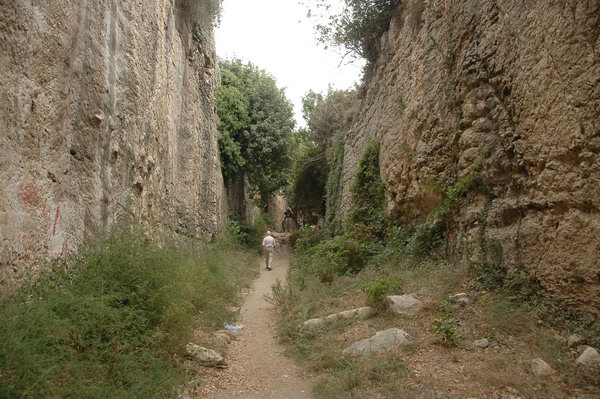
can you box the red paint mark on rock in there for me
[52,206,62,235]
[18,183,43,207]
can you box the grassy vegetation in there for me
[0,225,258,399]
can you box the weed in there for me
[290,225,326,255]
[361,276,403,308]
[431,300,461,346]
[265,279,297,314]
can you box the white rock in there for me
[385,294,423,315]
[531,358,553,377]
[325,313,343,323]
[302,318,327,331]
[308,307,374,329]
[576,347,600,367]
[474,338,490,348]
[450,293,469,301]
[355,306,375,320]
[567,334,584,348]
[186,343,226,367]
[454,297,470,307]
[343,328,410,357]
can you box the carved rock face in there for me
[1,1,226,284]
[338,0,600,315]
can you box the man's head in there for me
[266,231,272,236]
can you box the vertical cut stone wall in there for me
[0,0,226,284]
[339,0,599,313]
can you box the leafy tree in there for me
[304,0,401,62]
[216,59,295,205]
[302,87,358,149]
[289,87,358,224]
[217,68,248,181]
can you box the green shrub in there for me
[407,220,446,258]
[434,165,485,217]
[290,225,327,255]
[349,140,386,234]
[431,300,461,347]
[227,215,268,250]
[431,316,460,347]
[0,228,254,399]
[325,135,346,236]
[294,233,377,283]
[361,276,403,308]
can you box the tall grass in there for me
[0,227,256,399]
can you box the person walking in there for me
[262,231,276,271]
[282,207,295,232]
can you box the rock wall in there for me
[340,0,599,313]
[0,0,225,283]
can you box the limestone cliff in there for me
[339,0,599,313]
[0,0,225,282]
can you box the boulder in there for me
[474,338,490,348]
[385,295,423,315]
[343,328,410,357]
[185,343,227,368]
[575,347,600,367]
[531,358,553,377]
[302,318,327,332]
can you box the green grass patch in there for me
[361,276,403,309]
[0,227,257,399]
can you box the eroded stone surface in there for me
[337,0,600,315]
[0,1,225,285]
[186,343,227,368]
[385,294,423,315]
[531,358,553,377]
[343,328,410,357]
[576,347,600,367]
[302,306,374,331]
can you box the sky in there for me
[215,0,364,127]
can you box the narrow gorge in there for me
[1,0,599,398]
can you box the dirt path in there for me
[198,243,311,399]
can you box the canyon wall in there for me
[0,0,225,283]
[340,0,599,313]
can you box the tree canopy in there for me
[304,0,400,62]
[216,59,295,205]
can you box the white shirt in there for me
[262,235,276,248]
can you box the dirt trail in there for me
[198,243,311,399]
